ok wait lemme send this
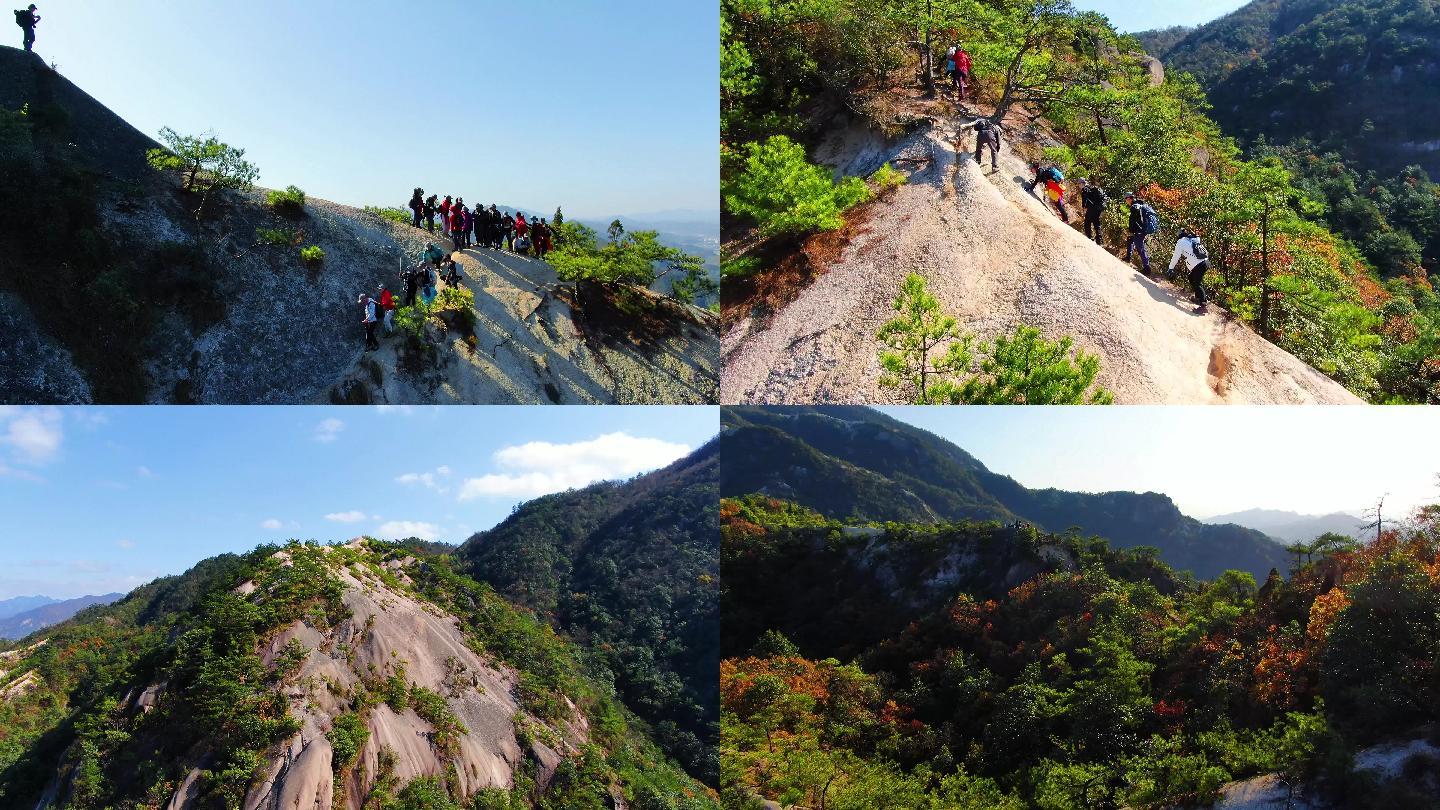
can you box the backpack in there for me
[1141,204,1160,235]
[15,10,30,27]
[1190,236,1209,263]
[1047,166,1065,183]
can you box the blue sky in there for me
[23,0,718,219]
[875,406,1440,521]
[1072,0,1250,33]
[0,405,718,600]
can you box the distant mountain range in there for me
[0,593,122,640]
[1204,508,1366,544]
[721,406,1291,581]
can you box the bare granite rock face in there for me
[180,545,588,810]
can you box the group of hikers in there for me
[405,189,554,259]
[354,241,459,352]
[960,115,1211,313]
[13,3,38,51]
[352,187,567,353]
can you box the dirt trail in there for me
[722,115,1363,405]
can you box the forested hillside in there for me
[0,540,713,809]
[722,0,1440,402]
[720,495,1440,808]
[457,443,720,785]
[1136,0,1440,400]
[721,406,1290,581]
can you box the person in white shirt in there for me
[1168,228,1211,313]
[358,293,380,351]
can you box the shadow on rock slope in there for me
[0,46,718,405]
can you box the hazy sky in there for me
[874,406,1440,521]
[0,406,718,600]
[1072,0,1250,33]
[22,0,719,219]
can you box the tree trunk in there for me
[1259,205,1271,338]
[921,2,935,98]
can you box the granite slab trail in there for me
[722,118,1362,405]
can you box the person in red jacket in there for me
[952,44,973,99]
[439,195,453,236]
[377,285,395,334]
[515,212,529,238]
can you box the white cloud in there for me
[458,432,689,500]
[396,466,452,491]
[116,539,135,550]
[375,520,443,541]
[313,418,345,443]
[136,466,157,478]
[71,410,110,429]
[0,407,63,464]
[324,510,368,523]
[260,518,285,530]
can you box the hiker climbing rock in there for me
[963,117,1002,171]
[1123,192,1158,276]
[442,255,462,285]
[420,242,445,270]
[1044,177,1069,222]
[1079,179,1107,246]
[358,294,380,351]
[408,188,424,229]
[14,4,38,52]
[1026,163,1064,194]
[1169,228,1212,313]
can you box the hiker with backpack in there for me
[420,241,445,270]
[358,293,380,351]
[1123,192,1158,276]
[408,189,424,229]
[14,4,38,52]
[962,117,1002,171]
[1027,163,1064,195]
[949,44,972,99]
[1169,228,1212,313]
[1044,177,1069,222]
[1079,179,1107,246]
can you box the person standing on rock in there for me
[961,117,1001,171]
[533,218,552,259]
[1079,179,1107,246]
[358,293,380,351]
[1168,228,1212,313]
[377,285,396,334]
[408,188,424,229]
[1123,192,1154,276]
[439,196,453,237]
[423,195,438,232]
[501,211,516,251]
[401,264,419,308]
[14,4,38,52]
